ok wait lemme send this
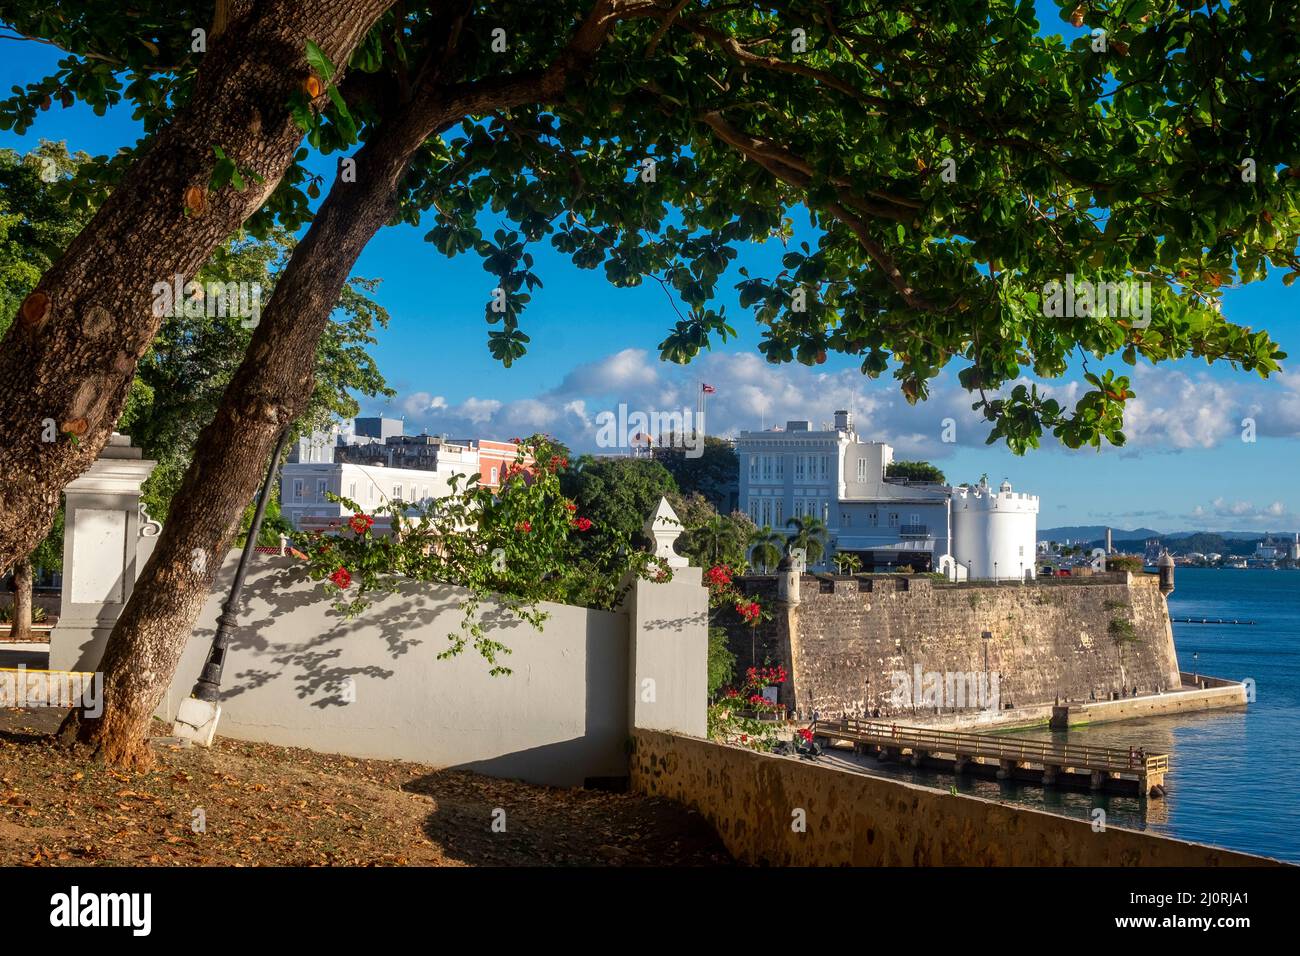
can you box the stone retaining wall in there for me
[728,573,1181,720]
[631,730,1276,866]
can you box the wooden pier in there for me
[812,718,1169,798]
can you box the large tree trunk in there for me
[58,0,627,768]
[57,95,450,769]
[0,0,393,580]
[7,560,34,642]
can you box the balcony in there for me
[898,524,929,538]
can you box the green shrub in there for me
[1109,618,1138,643]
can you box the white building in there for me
[280,461,462,530]
[736,410,1038,580]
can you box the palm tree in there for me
[786,514,829,565]
[833,552,862,574]
[692,514,746,567]
[748,525,784,573]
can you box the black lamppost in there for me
[191,427,292,703]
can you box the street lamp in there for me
[174,426,293,744]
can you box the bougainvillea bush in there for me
[702,562,790,750]
[707,665,788,752]
[294,434,669,674]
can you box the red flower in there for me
[329,567,352,589]
[348,513,374,535]
[735,601,761,623]
[516,520,532,533]
[570,516,593,532]
[565,502,577,512]
[705,565,732,586]
[548,454,569,472]
[797,727,814,743]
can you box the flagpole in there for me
[698,381,705,443]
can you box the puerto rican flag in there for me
[701,383,716,394]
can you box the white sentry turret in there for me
[952,478,1040,581]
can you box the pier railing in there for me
[812,717,1168,776]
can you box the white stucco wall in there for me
[149,554,634,786]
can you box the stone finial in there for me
[644,496,689,569]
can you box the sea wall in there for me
[631,730,1274,866]
[727,572,1181,720]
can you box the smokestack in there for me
[1106,528,1113,554]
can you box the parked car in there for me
[1039,566,1056,577]
[1058,568,1072,577]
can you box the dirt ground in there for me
[0,708,733,867]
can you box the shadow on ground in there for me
[404,768,733,866]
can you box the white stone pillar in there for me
[48,434,158,671]
[623,497,709,737]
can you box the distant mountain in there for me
[1040,526,1162,541]
[1042,526,1294,543]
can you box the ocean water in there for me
[825,568,1300,862]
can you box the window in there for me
[775,456,783,479]
[795,456,805,480]
[293,479,304,501]
[422,485,430,502]
[819,456,828,480]
[348,482,357,500]
[749,455,759,480]
[762,456,773,481]
[910,513,920,526]
[393,484,403,501]
[490,467,498,484]
[842,512,852,527]
[822,500,829,522]
[888,513,899,527]
[774,499,784,526]
[857,458,866,481]
[316,479,327,502]
[869,511,879,527]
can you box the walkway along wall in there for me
[630,730,1276,866]
[49,439,709,788]
[727,572,1182,720]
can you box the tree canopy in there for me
[3,0,1296,455]
[885,460,946,483]
[560,454,679,549]
[655,437,739,513]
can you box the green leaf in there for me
[304,39,335,84]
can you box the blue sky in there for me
[3,9,1299,535]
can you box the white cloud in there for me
[1179,497,1297,530]
[384,350,1300,461]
